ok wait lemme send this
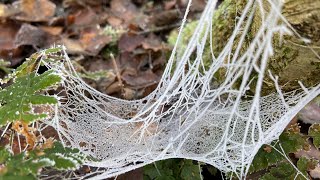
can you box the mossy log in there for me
[211,0,320,94]
[270,0,320,92]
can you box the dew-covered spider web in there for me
[42,0,320,179]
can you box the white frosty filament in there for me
[43,0,320,179]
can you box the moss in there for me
[167,0,320,94]
[211,0,320,94]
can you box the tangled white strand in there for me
[43,0,320,179]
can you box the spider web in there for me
[42,0,320,179]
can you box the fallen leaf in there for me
[107,16,123,28]
[61,38,84,54]
[150,9,180,26]
[62,27,111,55]
[39,26,63,35]
[13,0,56,22]
[0,3,18,18]
[122,69,160,88]
[0,21,26,65]
[0,47,26,67]
[80,27,112,55]
[131,14,150,30]
[68,8,106,27]
[63,0,105,8]
[310,166,320,179]
[118,34,144,52]
[97,76,116,91]
[178,0,206,11]
[190,0,206,12]
[122,87,136,100]
[117,168,143,180]
[0,21,20,50]
[111,0,139,24]
[141,34,163,52]
[73,8,97,26]
[164,0,177,10]
[14,23,50,48]
[105,81,122,94]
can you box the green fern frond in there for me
[0,49,62,127]
[0,141,87,179]
[0,70,61,126]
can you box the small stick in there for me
[137,23,181,35]
[110,53,124,94]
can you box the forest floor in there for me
[0,0,210,179]
[1,0,320,179]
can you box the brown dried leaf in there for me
[178,0,205,11]
[122,69,160,88]
[74,8,97,26]
[68,8,106,27]
[61,38,84,54]
[110,0,149,29]
[0,22,26,65]
[105,81,122,94]
[62,27,111,55]
[133,122,158,137]
[0,21,20,50]
[63,0,104,8]
[130,14,150,30]
[164,0,177,10]
[122,88,136,100]
[117,168,143,180]
[39,26,63,35]
[13,0,56,22]
[111,0,139,24]
[189,0,206,12]
[0,3,18,18]
[141,34,163,52]
[80,28,111,55]
[12,121,37,147]
[14,24,50,48]
[107,16,123,28]
[0,47,25,66]
[151,9,180,26]
[118,34,144,52]
[310,166,320,179]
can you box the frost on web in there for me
[43,0,320,179]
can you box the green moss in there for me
[167,0,320,93]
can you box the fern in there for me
[0,47,88,178]
[0,50,62,126]
[0,141,87,179]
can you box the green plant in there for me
[0,140,87,179]
[0,47,87,179]
[249,123,320,179]
[0,59,12,74]
[0,48,63,126]
[144,159,203,180]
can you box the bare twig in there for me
[137,23,181,35]
[110,53,124,95]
